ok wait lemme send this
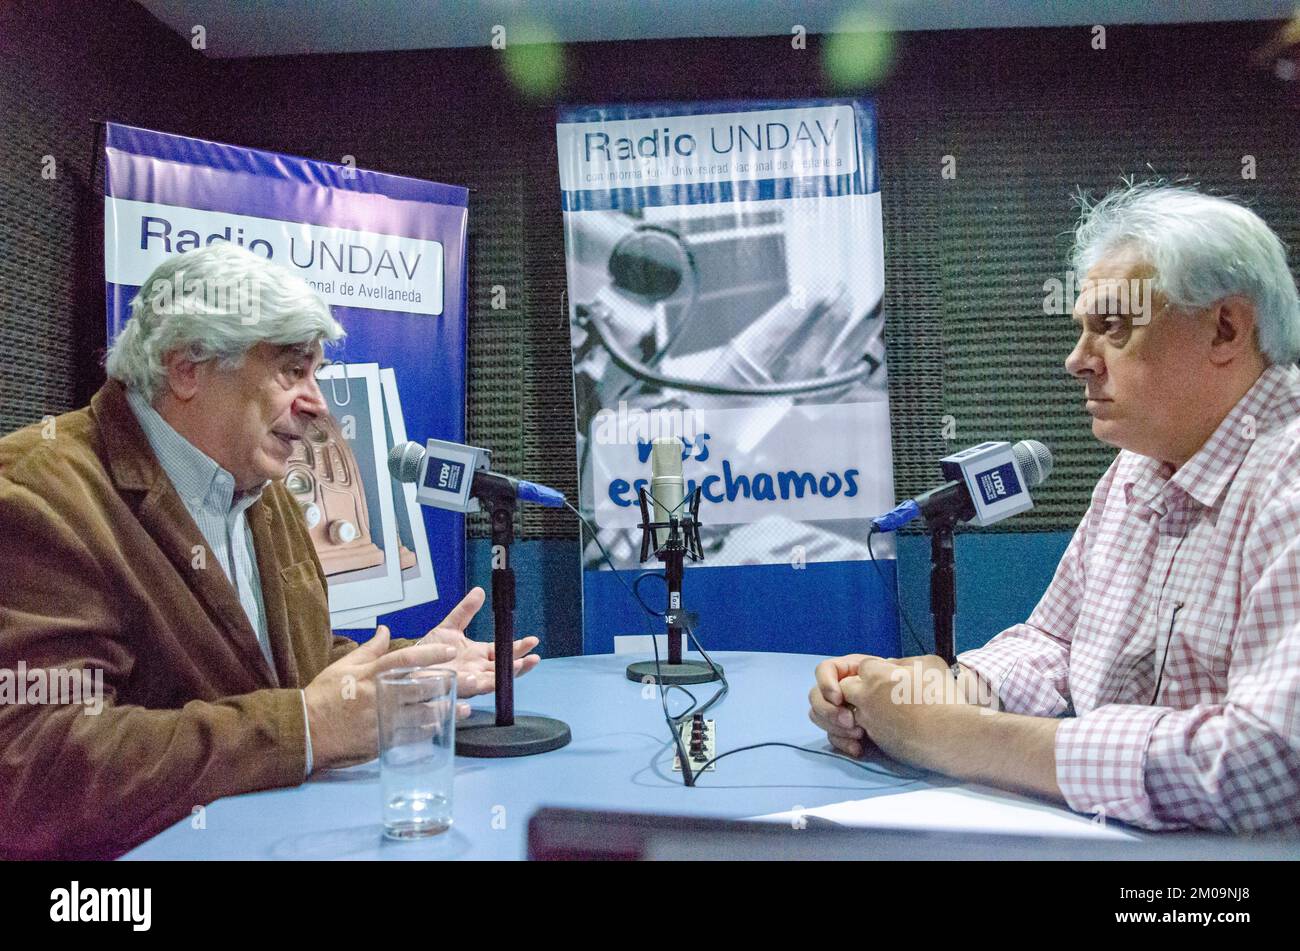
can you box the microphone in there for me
[388,439,566,514]
[872,439,1052,532]
[881,439,1053,666]
[389,437,572,758]
[649,436,686,526]
[624,436,720,687]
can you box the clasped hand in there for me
[807,653,974,765]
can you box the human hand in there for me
[838,655,966,766]
[415,587,541,698]
[807,653,873,757]
[304,625,461,770]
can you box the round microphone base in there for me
[455,711,572,758]
[625,660,723,686]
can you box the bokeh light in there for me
[500,19,565,100]
[823,9,897,89]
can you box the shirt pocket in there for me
[1162,602,1231,699]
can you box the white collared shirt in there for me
[126,388,314,775]
[126,388,273,668]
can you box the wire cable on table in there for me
[690,741,930,783]
[568,500,698,777]
[568,500,923,788]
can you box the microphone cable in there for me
[867,524,932,656]
[567,499,702,782]
[568,500,927,787]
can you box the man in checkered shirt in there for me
[808,182,1300,833]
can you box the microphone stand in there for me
[911,479,972,667]
[926,511,958,666]
[624,486,722,685]
[456,491,572,757]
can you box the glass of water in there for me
[376,667,456,839]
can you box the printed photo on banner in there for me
[561,101,894,572]
[304,362,403,614]
[330,368,439,628]
[557,99,900,655]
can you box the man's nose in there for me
[1065,332,1103,379]
[297,375,329,417]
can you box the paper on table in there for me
[756,786,1140,841]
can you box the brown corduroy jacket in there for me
[0,381,363,859]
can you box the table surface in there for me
[120,651,1080,860]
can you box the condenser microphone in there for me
[650,437,686,526]
[625,434,719,687]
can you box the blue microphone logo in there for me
[424,457,466,493]
[975,462,1021,505]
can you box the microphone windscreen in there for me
[1013,439,1053,488]
[388,441,425,483]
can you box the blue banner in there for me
[557,99,899,657]
[103,123,468,638]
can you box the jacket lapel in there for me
[248,500,302,688]
[93,382,280,687]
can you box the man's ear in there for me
[1207,295,1259,366]
[161,350,203,401]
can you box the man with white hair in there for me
[809,183,1300,833]
[0,243,537,858]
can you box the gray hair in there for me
[105,242,345,401]
[1070,181,1300,365]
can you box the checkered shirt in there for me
[959,363,1300,832]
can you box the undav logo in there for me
[975,462,1020,505]
[50,881,151,932]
